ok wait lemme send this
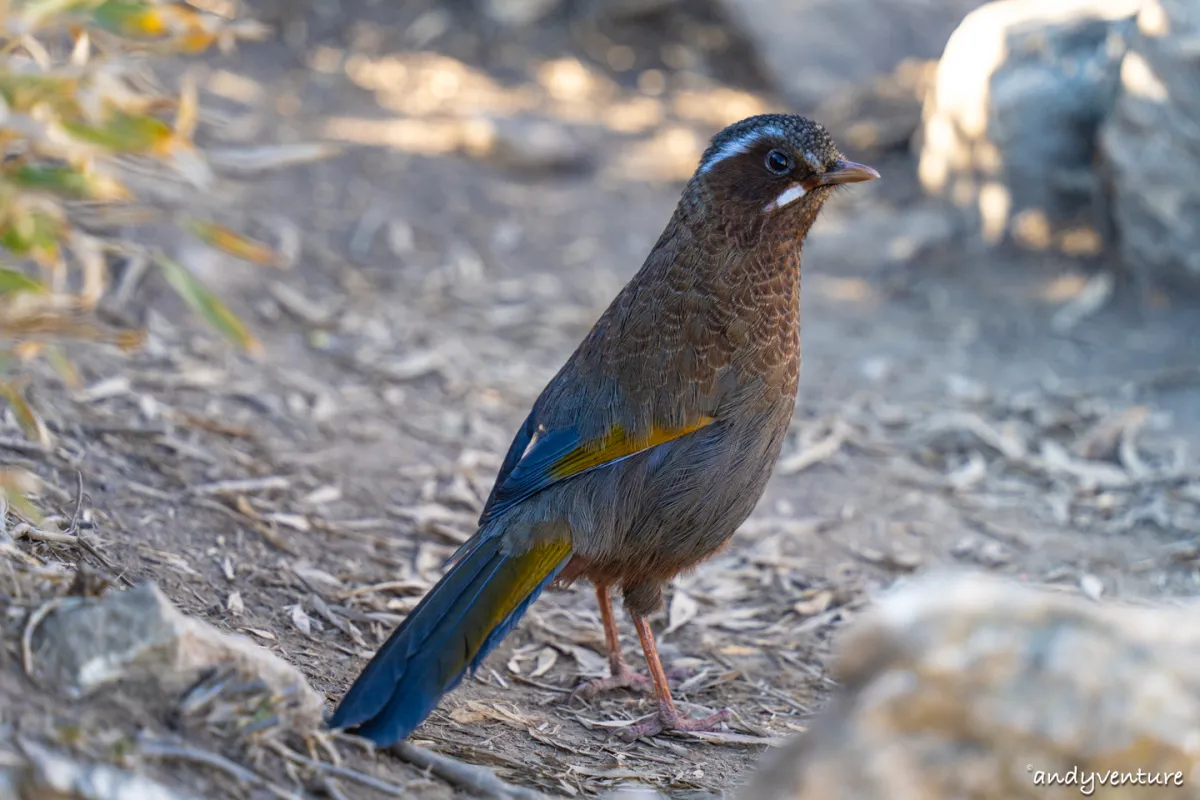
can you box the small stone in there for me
[18,739,200,800]
[31,583,322,729]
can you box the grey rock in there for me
[30,582,323,729]
[814,59,937,155]
[460,116,591,175]
[739,571,1200,800]
[716,0,986,111]
[478,0,561,27]
[17,739,198,800]
[590,0,682,21]
[917,0,1141,252]
[1100,0,1200,284]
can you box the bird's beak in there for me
[818,159,881,186]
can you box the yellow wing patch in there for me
[548,416,715,481]
[477,538,573,643]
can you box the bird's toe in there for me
[569,665,654,701]
[617,704,730,741]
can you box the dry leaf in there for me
[664,589,698,636]
[530,647,558,678]
[289,603,313,636]
[793,590,834,616]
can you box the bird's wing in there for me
[477,410,715,527]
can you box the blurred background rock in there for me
[1102,0,1200,289]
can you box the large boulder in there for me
[716,0,985,112]
[916,0,1141,252]
[1100,0,1200,285]
[740,571,1200,800]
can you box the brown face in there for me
[694,115,878,231]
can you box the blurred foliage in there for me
[0,0,276,513]
[0,1,273,435]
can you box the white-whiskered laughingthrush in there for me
[330,114,880,744]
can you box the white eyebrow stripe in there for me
[763,183,807,212]
[698,124,787,174]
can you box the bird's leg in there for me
[619,614,730,740]
[569,584,653,700]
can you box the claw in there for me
[618,702,730,741]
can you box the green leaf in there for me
[8,163,90,197]
[90,0,170,39]
[2,162,128,200]
[0,212,62,258]
[61,110,174,155]
[0,268,45,295]
[156,255,262,355]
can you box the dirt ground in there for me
[3,1,1200,798]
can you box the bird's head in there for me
[687,114,879,244]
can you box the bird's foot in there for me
[618,701,730,741]
[570,663,653,701]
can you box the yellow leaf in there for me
[45,345,82,389]
[11,341,44,362]
[156,255,262,356]
[114,328,145,352]
[174,70,198,141]
[185,219,279,267]
[0,379,50,446]
[0,310,140,348]
[0,467,44,525]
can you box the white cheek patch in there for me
[763,183,807,212]
[698,124,787,174]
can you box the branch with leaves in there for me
[0,0,308,451]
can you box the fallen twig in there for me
[267,739,410,798]
[389,742,545,800]
[140,737,273,789]
[189,476,291,497]
[21,597,74,683]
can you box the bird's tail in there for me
[328,532,572,746]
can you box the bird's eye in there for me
[765,149,793,175]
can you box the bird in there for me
[329,113,879,746]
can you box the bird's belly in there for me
[566,411,791,587]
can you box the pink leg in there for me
[618,614,729,741]
[570,585,653,700]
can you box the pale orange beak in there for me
[818,159,881,186]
